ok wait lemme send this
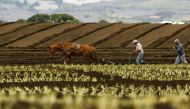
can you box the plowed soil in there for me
[158,26,190,48]
[0,23,56,46]
[75,23,135,45]
[96,23,162,48]
[0,22,189,49]
[37,23,108,47]
[128,24,188,48]
[0,22,33,35]
[6,24,80,47]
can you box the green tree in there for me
[27,14,50,23]
[50,14,80,23]
[27,13,80,23]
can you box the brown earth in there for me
[6,23,80,47]
[0,22,190,64]
[0,23,56,46]
[0,22,189,49]
[127,24,188,48]
[0,22,33,35]
[36,23,108,47]
[96,23,163,48]
[0,48,189,64]
[75,23,135,45]
[157,26,190,48]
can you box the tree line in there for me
[9,13,80,24]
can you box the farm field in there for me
[6,23,81,47]
[158,25,190,48]
[75,23,135,45]
[1,22,190,109]
[0,22,189,64]
[96,23,164,48]
[1,64,190,109]
[127,24,189,48]
[0,48,189,64]
[0,23,57,46]
[0,22,190,49]
[37,23,109,47]
[0,22,34,36]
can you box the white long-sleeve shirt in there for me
[136,42,144,54]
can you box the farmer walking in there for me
[131,40,144,64]
[173,39,188,64]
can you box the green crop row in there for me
[1,64,190,83]
[0,85,190,109]
[0,65,91,82]
[0,64,190,109]
[55,64,190,81]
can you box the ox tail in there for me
[48,46,55,59]
[91,47,98,63]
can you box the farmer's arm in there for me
[131,44,141,54]
[175,45,182,52]
[131,49,137,55]
[173,46,176,49]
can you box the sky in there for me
[22,0,114,5]
[1,0,190,22]
[62,0,114,5]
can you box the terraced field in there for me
[75,23,135,45]
[127,24,188,48]
[0,22,33,36]
[96,23,165,48]
[0,23,57,46]
[158,25,190,48]
[0,22,190,49]
[36,23,109,47]
[0,22,190,64]
[6,23,81,47]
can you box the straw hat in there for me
[132,40,138,44]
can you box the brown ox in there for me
[49,41,98,64]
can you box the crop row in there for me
[0,85,190,109]
[2,64,190,83]
[54,64,190,81]
[0,65,92,82]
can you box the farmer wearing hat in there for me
[131,40,144,64]
[173,39,187,64]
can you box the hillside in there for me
[0,22,190,49]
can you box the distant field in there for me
[96,23,164,48]
[37,23,109,47]
[0,22,190,64]
[0,22,190,48]
[133,24,188,48]
[1,22,190,109]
